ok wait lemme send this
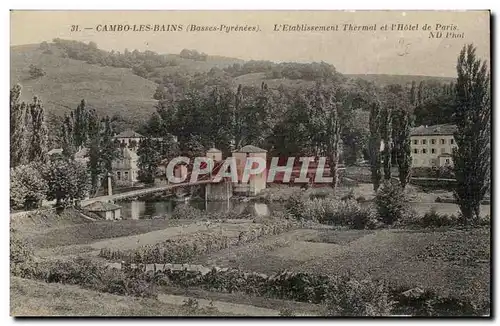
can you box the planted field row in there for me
[99,220,297,264]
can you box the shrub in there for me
[20,257,156,298]
[10,229,36,277]
[28,64,46,79]
[375,181,411,225]
[420,208,459,228]
[285,191,308,219]
[10,163,48,210]
[299,198,378,229]
[324,277,394,316]
[171,204,203,219]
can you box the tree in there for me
[10,85,28,167]
[28,64,46,79]
[342,109,369,165]
[28,97,49,163]
[86,111,119,194]
[43,158,91,206]
[452,44,491,224]
[368,100,382,191]
[10,163,48,209]
[380,103,392,180]
[393,108,412,188]
[73,100,90,149]
[61,114,76,159]
[137,137,161,184]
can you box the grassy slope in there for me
[10,44,158,123]
[10,276,226,316]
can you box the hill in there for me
[10,44,158,124]
[11,41,456,126]
[345,74,456,87]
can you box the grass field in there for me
[10,277,230,316]
[10,44,157,123]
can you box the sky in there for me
[10,10,490,77]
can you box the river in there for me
[118,198,490,220]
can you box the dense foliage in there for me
[42,158,91,206]
[375,181,412,225]
[10,163,48,209]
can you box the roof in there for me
[48,148,63,155]
[410,124,457,136]
[84,201,121,212]
[233,145,267,153]
[207,147,222,153]
[114,130,145,138]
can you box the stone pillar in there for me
[107,173,113,196]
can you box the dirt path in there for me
[36,219,256,258]
[157,293,280,316]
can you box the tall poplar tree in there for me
[28,96,49,163]
[10,85,27,167]
[368,100,382,191]
[453,44,491,224]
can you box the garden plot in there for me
[196,227,490,303]
[36,219,258,258]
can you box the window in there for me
[422,149,427,154]
[116,171,121,180]
[124,171,129,180]
[413,149,418,154]
[422,139,427,145]
[413,158,418,165]
[445,159,450,164]
[441,148,446,154]
[450,139,454,145]
[440,139,445,144]
[431,139,436,144]
[431,148,436,154]
[413,139,418,145]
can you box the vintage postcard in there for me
[10,10,491,317]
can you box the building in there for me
[113,130,145,150]
[410,124,458,168]
[113,147,139,186]
[84,201,122,220]
[232,145,267,196]
[47,147,88,164]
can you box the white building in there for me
[113,130,145,150]
[410,124,458,168]
[112,147,139,186]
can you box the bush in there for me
[420,208,459,228]
[375,181,411,225]
[10,229,36,277]
[10,163,48,210]
[296,197,378,229]
[285,191,308,219]
[324,277,394,316]
[171,204,203,219]
[28,64,46,79]
[17,257,156,298]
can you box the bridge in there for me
[83,160,227,206]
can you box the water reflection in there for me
[119,199,280,220]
